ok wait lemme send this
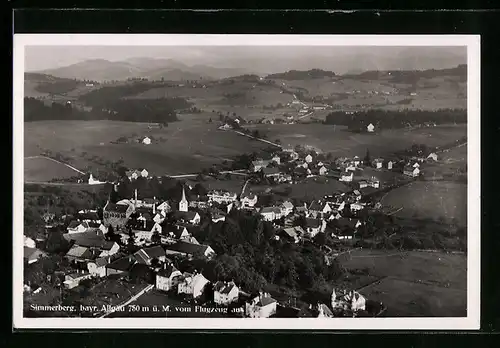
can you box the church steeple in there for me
[179,185,188,212]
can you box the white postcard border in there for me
[13,34,481,330]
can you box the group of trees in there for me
[324,108,467,131]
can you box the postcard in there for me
[13,34,480,330]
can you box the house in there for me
[262,167,280,178]
[165,241,216,259]
[353,156,361,167]
[63,272,93,289]
[88,173,105,185]
[142,197,159,210]
[358,180,368,189]
[168,225,192,241]
[350,202,365,211]
[207,190,238,204]
[219,123,233,130]
[126,169,149,181]
[131,220,162,244]
[367,123,375,133]
[335,218,362,236]
[331,289,366,312]
[328,169,342,179]
[339,171,353,182]
[157,201,172,213]
[427,152,438,161]
[77,210,101,224]
[240,193,258,208]
[153,210,167,224]
[134,245,168,265]
[251,160,270,172]
[305,154,313,163]
[387,161,394,170]
[308,201,332,217]
[214,281,239,305]
[87,257,110,278]
[177,272,210,299]
[24,247,46,264]
[271,155,281,165]
[403,165,420,177]
[106,255,137,277]
[24,236,36,248]
[367,177,380,189]
[280,201,294,216]
[142,136,151,145]
[305,218,326,238]
[260,207,282,221]
[173,211,201,225]
[65,245,94,264]
[67,221,90,234]
[278,226,304,243]
[67,234,121,259]
[318,165,328,176]
[246,292,277,318]
[372,158,384,169]
[211,210,226,223]
[103,201,134,229]
[156,263,183,292]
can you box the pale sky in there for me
[24,46,467,74]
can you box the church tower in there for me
[178,185,188,212]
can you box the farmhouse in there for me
[305,218,326,238]
[308,201,332,218]
[214,281,239,305]
[280,201,294,216]
[156,263,183,292]
[305,154,313,163]
[103,201,134,229]
[372,158,384,169]
[177,272,210,299]
[142,136,151,145]
[403,165,420,177]
[126,169,149,181]
[277,226,304,243]
[246,292,277,318]
[106,255,137,278]
[165,241,216,259]
[262,167,280,178]
[427,152,438,161]
[65,233,120,259]
[157,201,172,213]
[67,221,90,234]
[63,272,93,290]
[339,171,353,182]
[260,207,283,221]
[367,123,375,133]
[131,220,162,244]
[173,211,201,225]
[207,190,238,204]
[251,160,270,172]
[387,160,394,170]
[318,165,328,176]
[87,257,110,278]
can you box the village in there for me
[23,120,451,319]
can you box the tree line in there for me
[324,108,467,130]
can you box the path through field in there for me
[25,156,85,175]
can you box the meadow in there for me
[339,249,467,317]
[381,181,467,226]
[246,123,467,158]
[24,157,82,182]
[24,116,270,177]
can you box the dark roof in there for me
[157,263,179,278]
[104,203,129,213]
[256,296,277,307]
[359,187,378,196]
[94,257,109,267]
[262,167,280,175]
[68,233,116,250]
[68,220,88,229]
[77,212,100,221]
[336,218,359,229]
[106,256,136,271]
[132,220,157,232]
[215,282,237,294]
[305,218,321,229]
[308,201,323,211]
[260,207,281,214]
[165,241,213,256]
[173,211,199,221]
[143,245,166,259]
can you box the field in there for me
[24,116,270,177]
[381,181,467,226]
[246,123,467,158]
[24,157,82,182]
[339,249,467,317]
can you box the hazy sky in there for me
[24,45,467,73]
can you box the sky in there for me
[24,45,467,74]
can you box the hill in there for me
[266,69,337,80]
[36,58,254,82]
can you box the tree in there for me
[364,149,371,166]
[151,230,161,245]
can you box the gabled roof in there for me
[281,201,294,209]
[173,211,199,221]
[256,296,277,307]
[308,201,323,211]
[106,256,136,271]
[67,233,116,250]
[65,245,92,259]
[305,218,322,229]
[262,167,280,175]
[165,241,213,256]
[214,281,237,294]
[260,207,282,214]
[281,227,300,239]
[94,257,109,267]
[157,263,180,278]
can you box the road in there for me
[167,170,249,179]
[25,181,107,187]
[25,155,85,175]
[297,111,315,120]
[232,130,282,148]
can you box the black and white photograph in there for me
[13,34,480,330]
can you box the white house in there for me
[318,166,328,176]
[240,193,258,208]
[207,190,238,204]
[157,201,172,213]
[308,201,332,217]
[353,156,361,167]
[67,221,90,234]
[305,218,327,238]
[372,158,384,169]
[87,257,109,278]
[260,207,282,221]
[245,292,277,318]
[339,171,353,182]
[350,202,365,211]
[280,201,294,216]
[24,236,36,248]
[63,272,93,289]
[213,281,239,305]
[156,263,183,292]
[367,123,375,132]
[305,154,313,163]
[387,161,394,170]
[142,136,151,145]
[132,220,162,244]
[427,152,438,161]
[177,272,210,299]
[88,173,105,185]
[403,165,420,177]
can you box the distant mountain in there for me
[36,58,255,82]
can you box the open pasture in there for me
[247,123,466,158]
[24,119,270,177]
[340,249,467,316]
[24,157,82,182]
[381,181,467,226]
